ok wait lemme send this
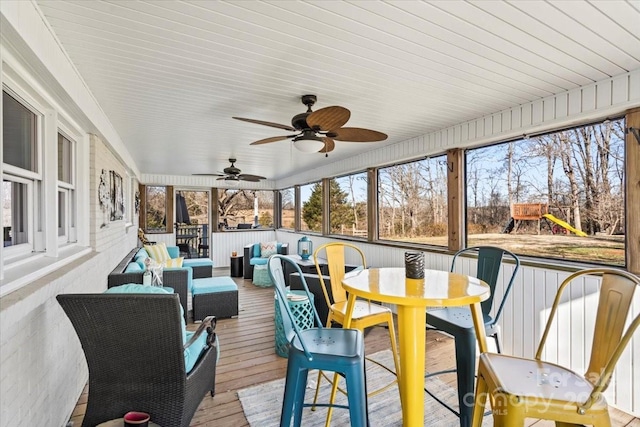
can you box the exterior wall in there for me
[89,134,134,253]
[0,133,137,427]
[0,3,140,425]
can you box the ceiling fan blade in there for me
[233,117,296,132]
[332,127,388,142]
[320,137,336,153]
[192,173,225,177]
[250,135,296,145]
[306,106,350,131]
[238,174,266,182]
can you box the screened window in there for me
[329,173,367,237]
[280,187,295,229]
[466,119,625,265]
[145,186,167,232]
[217,189,273,229]
[300,182,322,233]
[378,156,448,246]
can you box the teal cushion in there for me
[104,284,206,373]
[184,330,209,373]
[134,248,149,269]
[183,258,214,268]
[250,257,268,266]
[192,276,238,295]
[167,246,180,259]
[124,262,143,273]
[253,244,261,258]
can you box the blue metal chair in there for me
[425,246,520,427]
[268,255,369,427]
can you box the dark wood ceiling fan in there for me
[233,94,387,155]
[193,158,265,182]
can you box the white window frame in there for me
[56,129,77,246]
[2,175,35,260]
[2,86,44,260]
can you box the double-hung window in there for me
[57,132,76,244]
[3,90,40,257]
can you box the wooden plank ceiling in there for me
[35,0,640,181]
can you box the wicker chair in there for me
[57,292,217,427]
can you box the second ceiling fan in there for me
[233,95,387,155]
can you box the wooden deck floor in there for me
[71,271,639,426]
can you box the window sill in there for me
[0,245,92,298]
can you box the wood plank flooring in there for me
[70,270,639,426]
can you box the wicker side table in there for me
[274,290,315,358]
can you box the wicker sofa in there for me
[108,247,191,320]
[243,242,289,280]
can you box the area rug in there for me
[238,349,493,426]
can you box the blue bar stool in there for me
[268,255,368,427]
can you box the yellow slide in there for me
[542,214,587,237]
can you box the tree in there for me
[259,211,273,227]
[328,179,355,233]
[302,180,354,233]
[302,182,322,231]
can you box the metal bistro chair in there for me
[472,268,640,427]
[425,246,520,427]
[268,255,368,427]
[311,242,400,427]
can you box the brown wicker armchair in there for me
[57,292,217,427]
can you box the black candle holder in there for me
[405,251,425,279]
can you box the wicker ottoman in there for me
[184,258,214,279]
[192,276,239,321]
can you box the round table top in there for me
[341,267,490,307]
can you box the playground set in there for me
[502,203,587,237]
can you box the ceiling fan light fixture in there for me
[225,176,240,186]
[292,132,325,153]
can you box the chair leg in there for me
[386,315,401,380]
[311,370,323,411]
[280,361,308,427]
[293,369,309,427]
[493,329,502,354]
[345,364,368,427]
[471,372,488,427]
[324,372,341,427]
[496,400,525,427]
[455,332,477,427]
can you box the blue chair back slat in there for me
[268,255,324,361]
[476,246,505,315]
[450,245,520,323]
